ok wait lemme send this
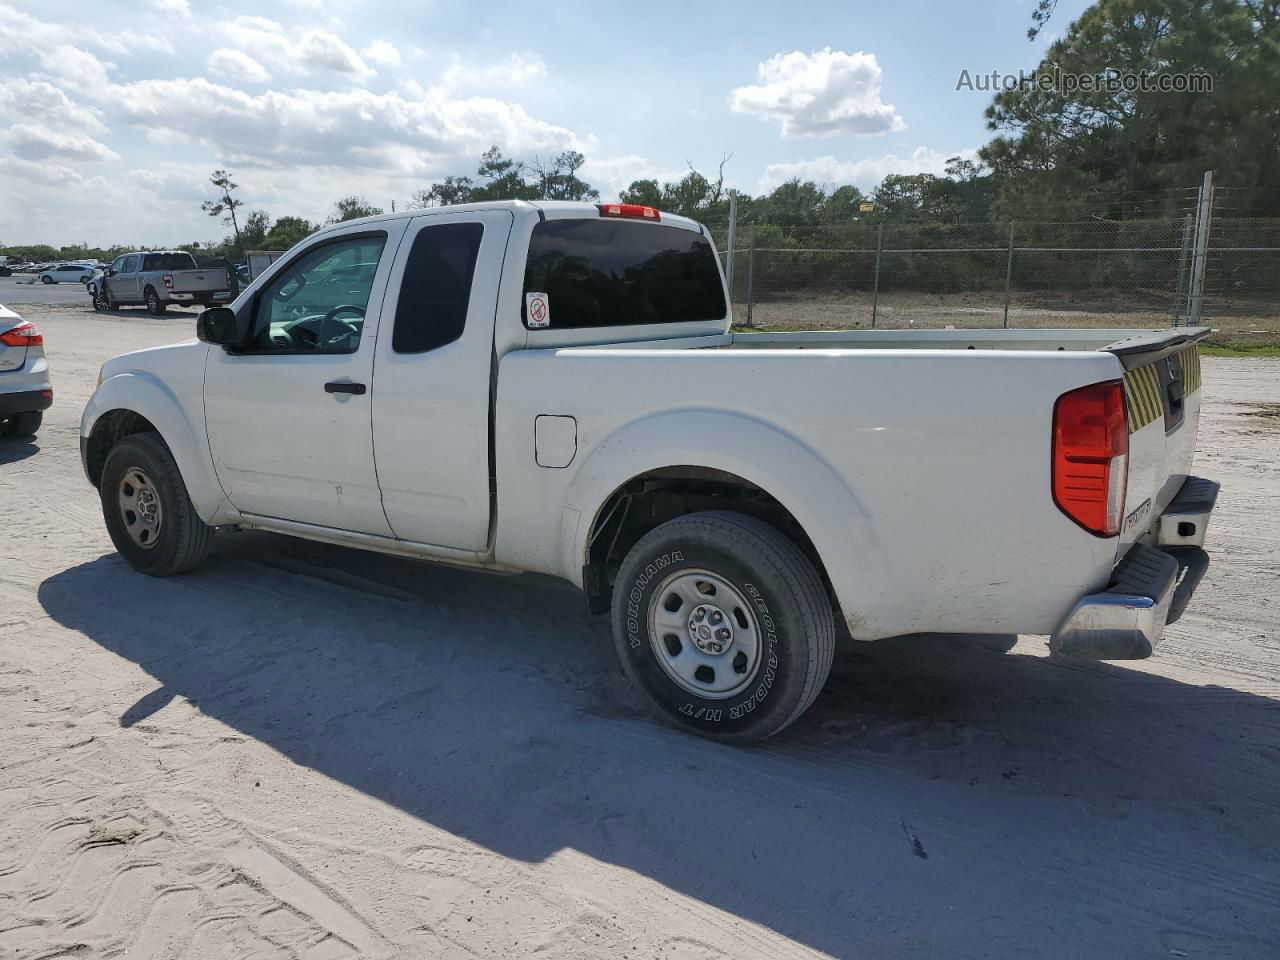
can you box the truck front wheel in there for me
[144,287,166,315]
[610,510,835,743]
[100,432,212,576]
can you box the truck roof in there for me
[310,200,706,239]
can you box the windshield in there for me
[523,219,726,329]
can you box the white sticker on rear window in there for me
[526,291,550,328]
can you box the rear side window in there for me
[523,219,726,329]
[142,253,198,271]
[392,222,484,354]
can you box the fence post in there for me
[1173,212,1194,325]
[745,224,756,328]
[1187,170,1214,326]
[725,192,737,300]
[1002,220,1015,328]
[871,223,883,328]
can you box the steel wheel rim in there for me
[647,568,763,699]
[117,467,163,549]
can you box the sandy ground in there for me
[2,303,1279,960]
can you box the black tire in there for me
[93,285,111,312]
[40,275,53,284]
[100,432,213,576]
[611,510,835,743]
[0,411,42,438]
[144,286,166,315]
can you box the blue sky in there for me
[0,0,1092,247]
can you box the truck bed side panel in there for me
[494,347,1124,640]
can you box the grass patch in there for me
[1200,338,1280,358]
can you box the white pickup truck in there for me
[81,200,1218,741]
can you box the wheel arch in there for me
[82,373,232,523]
[565,410,886,626]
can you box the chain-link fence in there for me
[705,174,1280,334]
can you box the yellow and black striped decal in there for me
[1176,343,1202,395]
[1124,364,1164,432]
[1123,345,1201,433]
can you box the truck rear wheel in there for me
[100,432,212,576]
[610,510,835,743]
[144,287,166,315]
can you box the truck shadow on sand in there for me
[38,533,1280,958]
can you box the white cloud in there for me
[757,147,978,192]
[0,78,106,133]
[104,76,586,175]
[298,29,374,78]
[8,122,119,162]
[207,48,271,84]
[148,0,191,15]
[581,154,687,200]
[36,43,112,90]
[441,53,547,91]
[0,4,172,59]
[730,48,905,138]
[361,39,400,69]
[221,17,374,79]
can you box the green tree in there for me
[201,170,245,253]
[470,146,541,202]
[411,146,600,206]
[820,185,868,221]
[982,0,1279,218]
[531,150,599,201]
[619,179,662,207]
[330,196,384,223]
[263,216,318,250]
[239,209,271,250]
[410,175,476,208]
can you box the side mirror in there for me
[197,306,252,349]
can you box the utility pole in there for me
[1187,170,1214,326]
[1002,220,1015,328]
[871,223,883,328]
[725,192,738,301]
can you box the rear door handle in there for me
[324,381,366,395]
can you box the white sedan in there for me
[37,264,95,284]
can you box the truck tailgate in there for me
[1108,328,1210,550]
[167,268,226,293]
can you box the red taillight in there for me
[1052,380,1128,537]
[0,321,43,347]
[162,274,174,289]
[597,203,661,221]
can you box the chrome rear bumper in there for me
[1051,545,1180,659]
[1052,475,1218,660]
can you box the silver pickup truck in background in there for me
[94,251,234,315]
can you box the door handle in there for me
[324,381,366,395]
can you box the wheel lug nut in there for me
[717,628,730,641]
[709,611,722,624]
